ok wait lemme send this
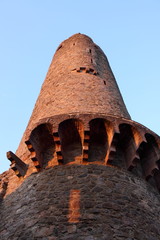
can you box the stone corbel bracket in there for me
[7,151,28,177]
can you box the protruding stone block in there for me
[7,151,28,177]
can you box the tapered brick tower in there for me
[0,34,160,240]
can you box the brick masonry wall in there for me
[25,34,130,137]
[0,165,160,240]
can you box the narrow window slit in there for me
[80,67,86,71]
[90,68,94,72]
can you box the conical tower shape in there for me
[29,34,130,126]
[14,34,160,178]
[28,34,130,123]
[16,33,130,159]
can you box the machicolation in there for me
[0,33,160,240]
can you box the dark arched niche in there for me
[137,133,159,180]
[119,124,138,169]
[88,118,108,162]
[29,123,55,168]
[58,119,84,164]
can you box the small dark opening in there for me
[104,81,106,85]
[80,67,86,71]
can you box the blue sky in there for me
[0,0,160,173]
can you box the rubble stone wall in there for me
[0,165,160,240]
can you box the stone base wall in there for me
[0,165,160,240]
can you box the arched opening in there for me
[88,118,108,162]
[138,134,159,179]
[29,124,55,168]
[58,119,84,164]
[119,124,140,170]
[107,123,130,168]
[145,133,160,153]
[139,134,160,186]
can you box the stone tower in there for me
[0,34,160,240]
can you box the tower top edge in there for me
[55,33,98,51]
[62,33,94,43]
